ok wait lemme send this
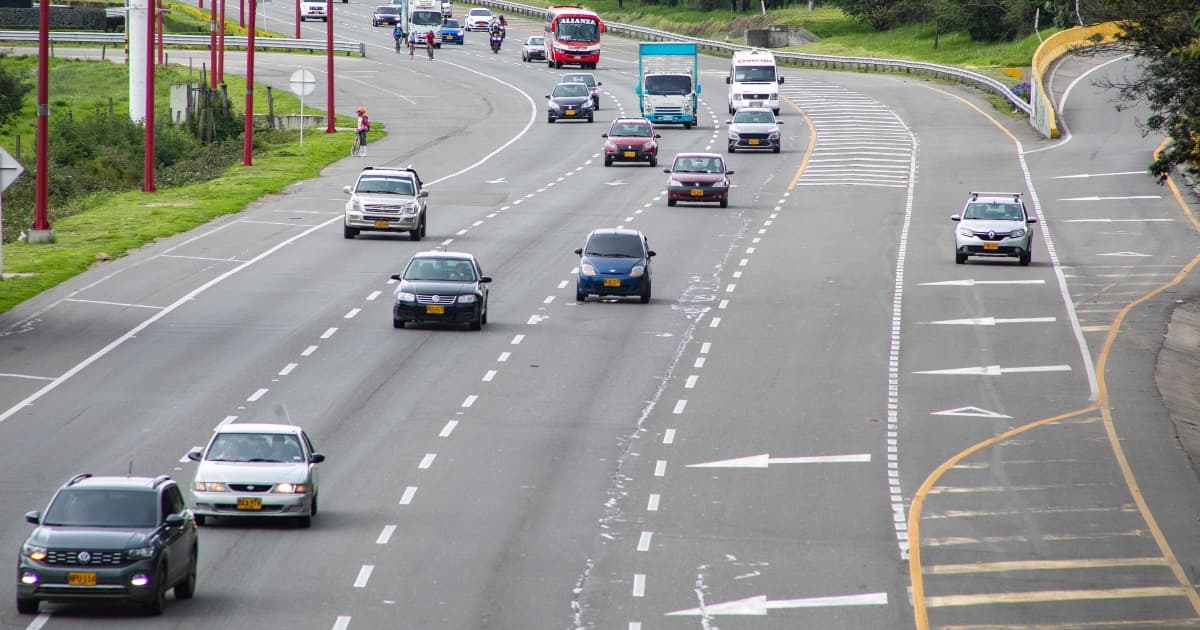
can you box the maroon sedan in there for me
[603,119,661,167]
[664,153,734,208]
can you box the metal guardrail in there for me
[470,0,1033,119]
[0,30,366,56]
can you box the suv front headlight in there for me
[126,546,155,560]
[395,291,416,303]
[958,227,976,238]
[274,483,308,494]
[580,263,597,276]
[23,544,47,561]
[668,179,684,188]
[194,481,227,492]
[1009,228,1026,238]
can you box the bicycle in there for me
[350,133,361,157]
[408,37,415,57]
[426,39,434,60]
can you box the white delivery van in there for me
[726,49,784,115]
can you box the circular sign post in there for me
[289,69,316,149]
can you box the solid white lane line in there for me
[331,616,351,630]
[684,375,698,389]
[419,453,436,469]
[498,352,511,362]
[462,395,478,407]
[366,290,382,301]
[301,345,318,356]
[654,460,667,476]
[663,429,676,444]
[64,298,163,310]
[247,388,268,402]
[632,574,646,597]
[483,370,497,382]
[399,486,417,505]
[279,363,298,376]
[0,373,54,381]
[1051,170,1146,178]
[637,531,653,551]
[439,420,458,437]
[673,400,687,414]
[511,334,525,345]
[647,494,660,511]
[376,525,396,544]
[353,565,373,588]
[321,327,338,339]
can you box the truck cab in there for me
[407,0,444,47]
[636,42,700,129]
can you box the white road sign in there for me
[0,145,24,192]
[289,69,316,97]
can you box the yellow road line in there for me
[938,618,1200,629]
[926,585,1189,607]
[926,557,1169,574]
[782,93,816,191]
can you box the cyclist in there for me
[392,24,405,51]
[424,30,435,59]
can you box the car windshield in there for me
[42,489,158,528]
[469,9,490,16]
[563,74,595,87]
[404,258,477,282]
[377,6,398,13]
[733,110,774,124]
[644,74,692,96]
[553,84,587,98]
[444,19,459,27]
[207,433,305,463]
[528,37,544,45]
[612,123,651,137]
[584,234,645,258]
[673,157,723,173]
[963,202,1022,221]
[357,176,414,196]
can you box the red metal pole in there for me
[325,0,334,133]
[239,0,244,28]
[293,0,299,38]
[33,0,50,231]
[209,0,217,87]
[218,0,226,83]
[243,0,256,166]
[144,2,156,192]
[156,0,164,65]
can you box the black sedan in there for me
[546,82,594,123]
[390,251,491,330]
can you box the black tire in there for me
[393,317,405,329]
[343,224,358,239]
[728,145,735,153]
[667,198,677,207]
[649,157,657,167]
[522,54,527,61]
[639,281,651,304]
[719,198,728,208]
[587,114,594,123]
[194,514,206,526]
[311,492,319,516]
[683,122,693,129]
[1019,251,1031,266]
[418,216,427,238]
[469,317,482,331]
[604,157,612,167]
[144,565,167,616]
[409,226,422,241]
[576,290,586,302]
[773,145,781,153]
[481,306,488,325]
[297,514,312,528]
[16,597,38,615]
[174,548,197,600]
[955,253,967,264]
[547,115,555,124]
[773,108,780,116]
[592,96,599,110]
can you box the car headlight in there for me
[23,544,47,561]
[958,228,976,238]
[1009,228,1026,238]
[711,181,728,189]
[733,93,742,100]
[629,265,646,278]
[274,483,308,494]
[728,130,740,140]
[668,179,684,188]
[769,92,778,99]
[457,294,477,304]
[768,131,780,140]
[604,142,617,151]
[349,200,364,214]
[402,203,419,215]
[580,262,597,276]
[548,101,562,111]
[395,291,416,303]
[194,481,227,492]
[126,546,155,560]
[645,142,656,151]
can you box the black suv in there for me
[17,474,199,615]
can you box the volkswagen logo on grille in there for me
[77,551,91,563]
[987,230,996,239]
[433,295,441,302]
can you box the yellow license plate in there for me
[749,139,760,145]
[603,278,621,287]
[565,109,575,116]
[236,497,262,511]
[373,220,390,228]
[690,189,704,197]
[426,304,445,315]
[68,572,97,586]
[623,151,636,158]
[983,242,999,251]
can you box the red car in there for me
[664,153,733,207]
[602,118,661,167]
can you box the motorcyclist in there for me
[489,22,503,52]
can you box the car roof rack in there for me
[969,191,1022,202]
[66,473,93,486]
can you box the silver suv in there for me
[343,167,428,241]
[951,191,1037,266]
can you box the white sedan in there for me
[465,7,492,30]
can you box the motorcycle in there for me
[490,34,502,53]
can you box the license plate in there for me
[426,304,445,315]
[690,189,704,197]
[565,109,575,116]
[623,151,636,158]
[444,35,452,40]
[68,572,97,586]
[983,242,999,251]
[603,278,621,287]
[373,220,389,228]
[750,101,762,107]
[236,497,262,511]
[749,139,760,145]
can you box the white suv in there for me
[951,191,1037,265]
[343,167,428,241]
[299,0,327,21]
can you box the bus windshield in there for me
[554,18,600,42]
[412,10,442,25]
[734,65,776,83]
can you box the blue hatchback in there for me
[574,228,655,303]
[441,18,465,44]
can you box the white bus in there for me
[726,49,784,115]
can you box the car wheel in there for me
[640,281,651,304]
[604,156,612,166]
[773,108,780,116]
[409,226,422,241]
[547,115,555,123]
[174,547,197,600]
[343,224,357,239]
[955,253,967,264]
[683,122,693,129]
[728,104,735,114]
[469,317,482,331]
[194,514,206,526]
[593,96,599,110]
[419,216,427,238]
[649,157,657,167]
[144,565,167,616]
[16,597,38,615]
[587,114,594,123]
[1019,251,1032,266]
[773,145,781,153]
[576,289,586,302]
[667,198,677,207]
[297,514,312,528]
[393,317,405,329]
[720,198,728,208]
[311,492,319,516]
[522,53,527,61]
[481,304,488,325]
[728,145,735,153]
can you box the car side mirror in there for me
[574,248,583,255]
[596,81,602,86]
[725,76,731,84]
[601,133,608,138]
[25,511,40,525]
[950,215,961,221]
[725,170,735,175]
[164,513,186,527]
[480,276,493,283]
[390,273,403,281]
[662,168,672,173]
[1027,217,1038,224]
[654,134,661,138]
[778,77,785,84]
[545,95,550,99]
[310,453,326,464]
[776,120,784,124]
[647,250,656,257]
[186,450,202,462]
[724,120,731,125]
[343,185,352,194]
[418,190,429,198]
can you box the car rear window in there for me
[43,489,158,528]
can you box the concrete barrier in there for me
[1030,22,1122,138]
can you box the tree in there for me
[1091,0,1200,180]
[0,53,32,128]
[825,0,930,31]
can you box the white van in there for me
[726,49,784,115]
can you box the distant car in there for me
[664,153,733,208]
[574,228,655,303]
[372,5,401,26]
[390,250,492,330]
[726,107,783,153]
[951,191,1037,265]
[441,18,464,44]
[17,474,198,615]
[521,35,546,62]
[343,166,428,241]
[188,423,325,528]
[465,7,491,30]
[602,118,660,167]
[560,72,601,109]
[441,0,452,17]
[546,82,594,123]
[299,0,327,21]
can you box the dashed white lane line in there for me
[472,220,484,227]
[498,351,511,362]
[710,317,722,328]
[441,239,454,246]
[746,247,756,254]
[632,574,646,597]
[366,290,382,301]
[693,357,706,368]
[419,453,437,469]
[663,429,676,444]
[718,299,729,309]
[544,296,555,304]
[725,284,736,293]
[353,565,374,588]
[462,395,478,407]
[647,494,660,511]
[732,271,742,279]
[739,258,749,266]
[483,370,497,382]
[302,345,318,356]
[684,375,698,389]
[344,308,361,319]
[26,613,51,629]
[654,460,667,477]
[332,617,351,630]
[557,280,569,289]
[629,623,642,630]
[321,327,338,339]
[700,342,711,354]
[637,531,653,552]
[399,486,418,505]
[439,420,458,437]
[247,388,268,402]
[511,334,525,345]
[217,414,238,429]
[376,525,396,544]
[673,400,687,414]
[279,363,298,376]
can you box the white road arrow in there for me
[485,177,507,184]
[1097,251,1151,257]
[920,279,1045,287]
[1059,195,1161,201]
[931,406,1012,418]
[667,592,889,616]
[687,453,870,469]
[916,365,1071,376]
[927,316,1056,326]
